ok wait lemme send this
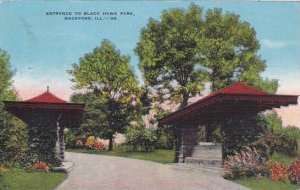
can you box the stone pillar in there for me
[59,125,65,160]
[56,120,65,161]
[27,111,61,166]
[178,125,199,163]
[206,125,213,142]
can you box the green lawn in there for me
[235,177,299,190]
[0,168,66,190]
[67,149,175,164]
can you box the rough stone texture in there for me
[191,142,222,159]
[56,152,250,190]
[55,121,65,161]
[58,125,65,160]
[185,142,223,168]
[178,126,199,163]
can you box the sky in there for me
[0,1,300,127]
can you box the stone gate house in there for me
[4,87,84,165]
[158,82,298,167]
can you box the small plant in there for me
[75,140,84,148]
[223,146,267,179]
[252,131,298,157]
[85,136,96,149]
[0,164,8,172]
[32,162,49,172]
[269,161,287,181]
[94,141,106,151]
[287,160,300,184]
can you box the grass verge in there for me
[235,176,299,190]
[0,168,66,190]
[67,149,174,164]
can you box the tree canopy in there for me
[69,40,145,150]
[199,8,277,93]
[135,4,206,107]
[135,4,278,108]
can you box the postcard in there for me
[0,1,299,190]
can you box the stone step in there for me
[198,142,222,146]
[173,163,221,176]
[192,146,222,150]
[185,157,222,168]
[191,152,222,159]
[191,142,223,159]
[192,149,221,152]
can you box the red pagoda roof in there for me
[25,87,67,103]
[3,87,85,127]
[159,82,298,125]
[216,82,268,95]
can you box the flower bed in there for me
[288,160,300,185]
[75,136,108,151]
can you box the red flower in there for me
[269,162,287,181]
[288,160,300,184]
[32,162,49,172]
[94,141,106,150]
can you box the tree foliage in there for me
[0,49,28,164]
[220,114,268,156]
[125,126,157,152]
[199,8,278,93]
[69,40,145,150]
[135,4,207,107]
[135,4,278,108]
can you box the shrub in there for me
[65,130,76,148]
[0,164,8,172]
[252,131,298,157]
[269,161,287,181]
[32,162,49,172]
[154,126,174,150]
[94,141,106,151]
[220,115,267,156]
[85,136,96,149]
[0,117,28,165]
[75,140,84,148]
[223,146,267,179]
[287,160,300,184]
[125,127,157,152]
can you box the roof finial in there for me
[47,86,49,92]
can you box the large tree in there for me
[69,40,142,150]
[135,4,278,109]
[135,4,207,108]
[199,8,278,93]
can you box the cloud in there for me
[262,39,298,48]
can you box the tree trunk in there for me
[108,136,113,151]
[180,92,189,109]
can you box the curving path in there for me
[56,152,249,190]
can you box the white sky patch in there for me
[262,39,299,48]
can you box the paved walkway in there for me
[56,152,249,190]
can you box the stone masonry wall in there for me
[178,126,199,163]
